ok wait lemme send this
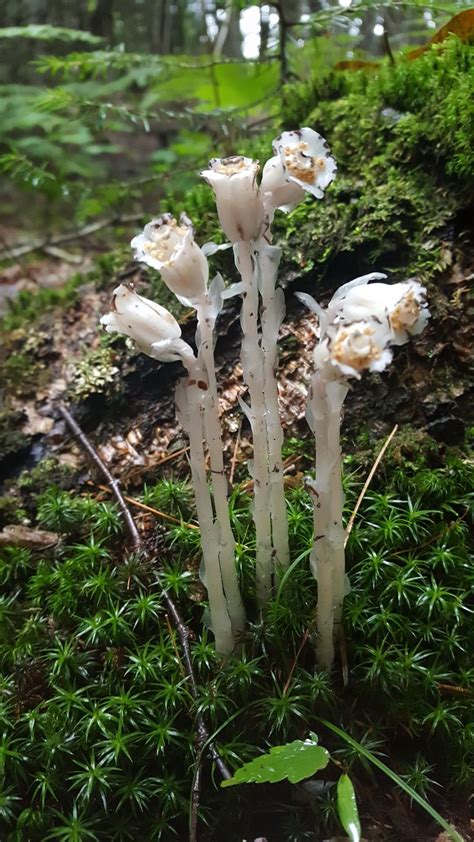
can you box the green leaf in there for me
[319,719,463,842]
[337,774,361,842]
[221,733,330,788]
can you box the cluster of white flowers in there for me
[262,128,337,213]
[99,126,430,663]
[200,127,337,241]
[313,277,430,380]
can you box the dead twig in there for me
[59,404,141,551]
[282,627,311,695]
[59,403,231,828]
[153,444,190,467]
[229,419,242,486]
[1,213,143,261]
[284,427,398,691]
[238,453,302,493]
[345,424,398,547]
[96,483,199,530]
[42,245,84,264]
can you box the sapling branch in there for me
[58,403,141,552]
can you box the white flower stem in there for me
[176,360,235,655]
[326,381,348,631]
[196,297,246,639]
[257,243,290,576]
[235,241,273,606]
[309,374,348,668]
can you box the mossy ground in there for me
[0,433,472,840]
[0,38,473,841]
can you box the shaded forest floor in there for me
[0,38,473,842]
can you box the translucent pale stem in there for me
[235,241,273,606]
[196,298,246,639]
[257,243,290,576]
[175,366,235,654]
[310,374,348,668]
[326,381,348,629]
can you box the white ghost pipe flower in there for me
[200,156,264,243]
[315,319,394,381]
[100,283,191,363]
[101,283,237,654]
[303,275,430,669]
[332,279,430,345]
[261,127,336,213]
[132,211,245,638]
[309,317,393,669]
[131,213,209,304]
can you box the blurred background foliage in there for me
[1,0,472,235]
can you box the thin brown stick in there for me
[282,627,310,695]
[190,751,204,842]
[96,484,199,530]
[344,424,398,547]
[238,453,302,493]
[1,213,143,261]
[59,403,231,791]
[229,419,242,486]
[59,403,141,551]
[283,428,399,688]
[153,444,190,467]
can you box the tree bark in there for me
[90,0,115,42]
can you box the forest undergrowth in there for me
[0,34,473,842]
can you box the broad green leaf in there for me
[221,734,330,788]
[337,774,361,842]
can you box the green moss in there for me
[284,40,474,179]
[158,41,472,300]
[17,457,75,496]
[0,437,471,838]
[0,409,30,464]
[0,271,87,333]
[0,495,27,525]
[273,41,472,284]
[69,345,122,402]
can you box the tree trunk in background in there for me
[222,5,242,58]
[90,0,115,42]
[282,0,303,21]
[260,3,270,59]
[170,0,186,54]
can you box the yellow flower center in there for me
[284,142,325,184]
[390,290,420,332]
[332,325,381,370]
[213,156,254,176]
[143,221,188,263]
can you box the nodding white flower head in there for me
[261,127,337,213]
[200,156,264,243]
[334,279,430,346]
[131,213,209,303]
[100,283,189,363]
[314,319,393,380]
